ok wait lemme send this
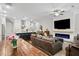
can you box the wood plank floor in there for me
[0,39,48,56]
[17,39,48,56]
[0,40,14,56]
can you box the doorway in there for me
[6,17,14,36]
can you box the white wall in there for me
[52,10,76,42]
[75,13,79,34]
[35,17,53,34]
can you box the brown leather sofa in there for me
[31,35,63,55]
[66,44,79,56]
[66,34,79,56]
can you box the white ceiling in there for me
[6,3,67,20]
[0,3,79,22]
[6,3,79,20]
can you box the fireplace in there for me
[55,33,70,39]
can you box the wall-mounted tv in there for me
[54,19,70,29]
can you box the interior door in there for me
[1,24,5,40]
[6,18,14,36]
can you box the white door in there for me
[6,19,14,36]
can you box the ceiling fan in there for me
[50,9,65,17]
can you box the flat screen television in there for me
[54,19,70,29]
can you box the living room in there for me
[0,3,79,56]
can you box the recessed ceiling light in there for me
[5,3,13,9]
[71,5,75,7]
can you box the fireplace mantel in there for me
[53,29,74,33]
